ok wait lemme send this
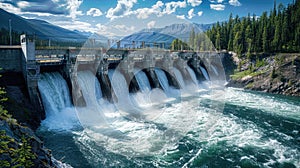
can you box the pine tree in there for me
[272,18,281,52]
[262,25,268,53]
[215,31,221,51]
[189,28,195,50]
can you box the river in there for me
[37,74,300,168]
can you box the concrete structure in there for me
[0,34,225,110]
[0,46,22,72]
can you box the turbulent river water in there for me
[37,71,300,168]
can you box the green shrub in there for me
[256,58,266,68]
[288,79,293,87]
[245,82,254,89]
[12,136,36,168]
[270,67,277,78]
[0,130,13,168]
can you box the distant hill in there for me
[140,23,212,41]
[112,23,212,49]
[74,30,109,44]
[111,31,176,49]
[0,8,87,42]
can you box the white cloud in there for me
[106,1,188,20]
[209,0,224,2]
[134,1,164,19]
[66,0,83,20]
[187,0,202,7]
[96,24,107,31]
[135,8,153,19]
[229,0,241,7]
[114,24,135,32]
[87,8,103,17]
[147,20,156,29]
[210,4,225,11]
[17,1,30,8]
[54,20,96,32]
[187,8,195,19]
[95,24,116,36]
[154,1,164,8]
[94,24,119,37]
[163,0,186,15]
[1,0,67,16]
[0,3,22,14]
[23,12,55,16]
[197,11,203,16]
[133,1,187,19]
[0,2,66,20]
[176,15,185,19]
[106,0,137,20]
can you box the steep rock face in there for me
[0,72,44,129]
[227,54,300,96]
[140,23,212,39]
[0,119,53,167]
[221,53,237,81]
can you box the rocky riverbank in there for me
[0,72,66,167]
[0,72,44,130]
[227,53,300,96]
[0,118,53,167]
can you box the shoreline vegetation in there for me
[226,52,300,96]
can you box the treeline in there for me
[0,28,21,45]
[204,0,300,56]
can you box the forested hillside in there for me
[203,0,300,96]
[205,0,300,55]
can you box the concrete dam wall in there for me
[0,35,228,128]
[0,46,23,72]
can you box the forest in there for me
[189,0,300,56]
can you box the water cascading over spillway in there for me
[95,76,102,100]
[200,66,209,81]
[154,68,180,99]
[186,66,198,85]
[77,71,102,104]
[38,72,78,130]
[154,68,169,92]
[173,67,186,89]
[108,69,137,112]
[131,68,152,107]
[76,70,115,128]
[134,68,151,93]
[173,67,199,94]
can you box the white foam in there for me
[38,72,80,131]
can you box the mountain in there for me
[74,30,109,44]
[112,31,176,49]
[140,23,212,40]
[0,8,87,42]
[113,23,212,49]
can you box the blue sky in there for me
[0,0,294,37]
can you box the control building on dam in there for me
[0,35,227,117]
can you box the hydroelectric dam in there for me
[1,36,300,168]
[0,34,227,119]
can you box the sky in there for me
[0,0,295,37]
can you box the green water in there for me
[37,88,300,168]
